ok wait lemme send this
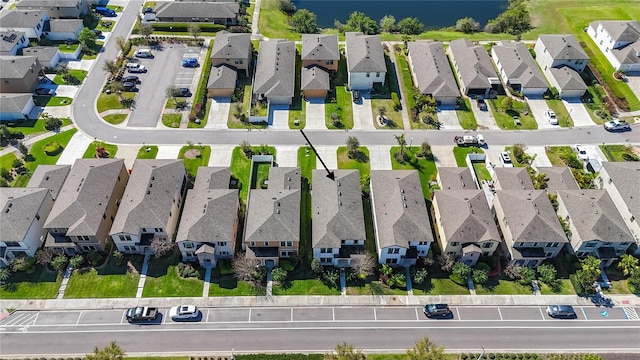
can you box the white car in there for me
[545,110,558,125]
[574,144,589,161]
[500,151,513,167]
[169,305,200,321]
[603,119,631,132]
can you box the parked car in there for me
[546,305,576,319]
[122,82,136,91]
[169,305,200,321]
[476,97,487,111]
[121,75,140,83]
[135,49,153,58]
[574,144,589,161]
[125,306,158,322]
[182,58,199,67]
[545,109,558,125]
[176,87,191,97]
[126,63,146,73]
[423,304,452,318]
[352,90,361,103]
[500,151,513,167]
[603,119,631,132]
[92,29,102,37]
[34,88,55,96]
[95,6,116,17]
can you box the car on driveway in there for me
[546,305,576,319]
[169,305,200,321]
[574,144,589,161]
[181,58,199,67]
[476,97,487,111]
[545,109,558,125]
[34,87,55,95]
[500,151,513,167]
[603,119,631,132]
[423,304,452,318]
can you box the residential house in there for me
[536,167,579,192]
[22,46,61,69]
[0,10,49,39]
[345,32,386,91]
[243,167,301,266]
[301,65,330,98]
[0,31,29,56]
[176,167,239,267]
[370,170,433,266]
[588,21,640,72]
[210,30,251,74]
[253,39,295,105]
[407,40,460,105]
[43,19,83,41]
[493,190,568,268]
[0,93,35,122]
[151,1,240,25]
[431,190,501,266]
[595,162,640,255]
[436,167,477,190]
[207,64,237,98]
[547,66,588,98]
[26,164,71,200]
[493,167,535,190]
[491,41,548,96]
[534,35,589,98]
[448,38,501,98]
[312,170,366,267]
[110,159,187,254]
[43,159,129,254]
[16,0,90,19]
[0,56,42,93]
[556,189,634,267]
[301,34,339,71]
[0,188,54,268]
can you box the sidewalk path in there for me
[135,254,150,298]
[56,265,73,300]
[56,131,94,165]
[202,267,212,298]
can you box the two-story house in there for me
[588,21,640,73]
[301,34,339,98]
[151,1,240,25]
[536,167,580,192]
[110,159,187,254]
[436,167,478,190]
[407,41,460,105]
[0,93,35,122]
[43,19,83,41]
[22,46,61,70]
[493,190,568,268]
[43,159,129,254]
[448,38,501,98]
[370,170,433,266]
[176,167,239,267]
[0,56,42,93]
[534,35,589,98]
[345,32,386,91]
[0,10,49,40]
[243,167,301,266]
[210,30,251,75]
[16,0,90,19]
[26,164,71,200]
[253,39,295,105]
[493,167,535,190]
[312,169,366,267]
[0,31,29,56]
[491,41,549,96]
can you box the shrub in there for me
[10,257,36,273]
[536,263,557,284]
[271,267,287,282]
[113,250,125,266]
[218,259,234,275]
[311,258,323,276]
[450,262,471,285]
[391,92,401,111]
[475,262,491,272]
[86,251,104,266]
[413,268,428,284]
[472,268,489,284]
[177,262,199,278]
[51,254,69,271]
[151,23,225,33]
[519,266,535,285]
[44,141,63,156]
[69,255,84,268]
[279,258,296,271]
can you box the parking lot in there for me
[125,43,205,127]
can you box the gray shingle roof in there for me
[493,41,548,89]
[45,19,83,33]
[536,167,579,192]
[494,190,567,244]
[27,164,71,200]
[345,32,386,73]
[557,189,633,243]
[0,56,39,80]
[207,64,237,89]
[600,162,640,219]
[449,38,498,90]
[1,187,50,242]
[154,1,239,20]
[22,46,59,62]
[370,170,433,249]
[110,159,185,235]
[407,41,460,98]
[194,243,215,254]
[301,65,329,91]
[17,0,80,7]
[494,167,535,190]
[0,93,32,113]
[432,190,501,245]
[437,167,477,190]
[0,31,26,53]
[301,34,339,62]
[549,65,587,91]
[244,167,301,244]
[0,10,47,29]
[176,167,238,244]
[591,21,640,44]
[611,42,640,67]
[538,34,588,60]
[253,39,295,99]
[44,159,126,236]
[312,170,366,248]
[211,30,251,60]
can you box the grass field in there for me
[475,277,533,295]
[453,147,484,167]
[456,98,478,130]
[8,118,72,136]
[54,70,87,85]
[390,146,438,198]
[137,145,158,159]
[23,129,77,175]
[208,275,264,296]
[489,96,537,130]
[97,93,136,113]
[336,146,370,183]
[83,141,118,158]
[599,144,638,162]
[103,113,127,125]
[546,99,574,128]
[179,145,211,180]
[33,96,73,107]
[162,113,182,128]
[0,265,61,299]
[64,256,139,298]
[288,53,305,129]
[325,55,354,129]
[143,253,204,298]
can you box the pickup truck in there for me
[454,134,485,147]
[125,306,158,322]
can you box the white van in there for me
[135,49,153,58]
[126,63,147,73]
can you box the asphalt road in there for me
[1,306,639,355]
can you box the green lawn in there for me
[179,145,211,179]
[297,147,317,182]
[208,275,265,296]
[96,20,115,31]
[33,96,73,107]
[336,146,370,183]
[58,43,79,53]
[83,141,118,158]
[546,99,574,128]
[97,93,136,113]
[599,144,638,162]
[8,118,71,136]
[137,145,158,159]
[188,40,214,128]
[539,279,576,295]
[325,55,354,129]
[162,113,182,128]
[23,129,77,173]
[475,277,533,295]
[390,147,438,198]
[103,113,127,125]
[371,99,402,129]
[64,257,139,298]
[229,146,276,202]
[0,265,61,299]
[273,278,340,295]
[0,152,18,174]
[473,162,492,182]
[583,83,611,125]
[228,77,264,129]
[456,98,478,130]
[81,42,104,60]
[53,70,87,85]
[604,280,635,295]
[545,146,575,167]
[258,0,299,40]
[395,49,416,111]
[489,96,537,130]
[288,53,305,129]
[347,281,407,295]
[252,162,271,189]
[412,276,470,295]
[453,147,484,167]
[143,261,204,298]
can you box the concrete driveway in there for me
[269,104,289,129]
[206,98,230,129]
[437,105,462,130]
[368,145,392,170]
[305,99,326,130]
[431,145,458,167]
[484,147,505,169]
[526,96,557,129]
[583,144,607,163]
[275,146,299,167]
[469,97,499,130]
[208,145,234,166]
[314,146,338,170]
[56,131,93,165]
[352,93,375,130]
[114,145,139,169]
[562,98,595,127]
[527,146,552,169]
[156,145,182,159]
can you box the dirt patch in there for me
[184,149,201,159]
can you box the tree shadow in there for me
[352,150,369,163]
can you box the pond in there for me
[294,0,508,30]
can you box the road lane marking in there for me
[581,307,588,320]
[539,307,546,320]
[373,308,377,321]
[120,311,126,324]
[332,308,335,322]
[497,307,503,321]
[248,308,252,322]
[206,309,210,323]
[415,307,420,321]
[32,313,39,326]
[623,307,639,320]
[456,307,461,320]
[76,312,82,325]
[290,308,293,322]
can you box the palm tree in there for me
[580,255,601,277]
[394,133,407,159]
[377,106,387,118]
[618,254,639,277]
[101,59,119,77]
[420,140,432,159]
[346,136,360,158]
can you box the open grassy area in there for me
[33,96,73,107]
[97,92,136,113]
[297,147,317,182]
[546,99,574,128]
[96,20,115,31]
[545,146,575,167]
[137,145,158,159]
[599,144,638,162]
[456,98,478,130]
[489,96,537,130]
[390,147,438,198]
[394,49,415,111]
[53,70,87,85]
[539,279,576,295]
[412,275,470,295]
[64,256,140,298]
[273,268,340,296]
[103,113,127,125]
[288,53,305,129]
[143,256,204,298]
[453,147,484,167]
[80,41,104,60]
[188,40,214,128]
[475,277,533,295]
[0,153,18,174]
[325,55,354,129]
[227,77,264,129]
[472,162,492,182]
[8,118,72,136]
[258,0,301,40]
[583,82,611,125]
[0,265,61,299]
[179,145,211,179]
[347,281,407,296]
[336,146,370,183]
[605,280,635,295]
[58,43,79,53]
[22,128,77,175]
[208,275,264,296]
[297,146,316,262]
[162,113,182,128]
[83,141,118,158]
[371,99,402,129]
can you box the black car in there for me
[92,29,102,37]
[477,97,488,111]
[177,87,191,97]
[122,82,136,91]
[121,75,140,83]
[352,90,361,103]
[423,304,452,318]
[546,305,577,319]
[34,88,55,96]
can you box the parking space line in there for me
[332,308,335,322]
[248,309,252,322]
[581,307,588,320]
[206,309,210,323]
[373,308,377,321]
[162,310,167,324]
[76,312,82,325]
[120,311,126,324]
[456,307,461,320]
[539,307,546,320]
[497,307,503,321]
[290,308,293,322]
[415,307,420,321]
[32,312,39,326]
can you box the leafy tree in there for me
[233,253,262,284]
[501,97,513,111]
[379,15,396,33]
[323,269,339,288]
[628,267,640,292]
[114,36,127,55]
[188,23,201,40]
[78,27,97,50]
[472,268,488,284]
[413,268,428,284]
[618,254,639,277]
[101,59,119,77]
[18,142,28,156]
[290,9,318,33]
[419,141,432,159]
[150,239,175,257]
[394,133,408,164]
[277,0,296,15]
[139,23,154,38]
[452,262,471,282]
[51,254,68,271]
[0,268,10,287]
[406,336,446,360]
[511,142,528,164]
[519,266,535,284]
[165,85,181,106]
[271,267,287,283]
[455,17,480,33]
[9,257,29,273]
[580,255,601,277]
[44,115,63,132]
[574,269,598,294]
[113,250,125,266]
[344,11,378,35]
[0,168,10,180]
[346,136,360,158]
[324,342,366,360]
[504,263,523,280]
[537,263,557,284]
[85,341,124,360]
[527,167,549,190]
[240,140,252,157]
[571,168,595,189]
[484,0,531,35]
[55,62,69,76]
[350,252,376,280]
[69,255,84,268]
[397,17,424,35]
[437,254,455,272]
[12,158,23,170]
[311,258,323,276]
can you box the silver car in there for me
[169,305,200,321]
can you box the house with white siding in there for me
[345,32,386,91]
[588,21,640,72]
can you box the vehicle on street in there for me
[500,151,513,167]
[121,75,140,83]
[423,304,452,318]
[545,109,558,125]
[574,144,589,161]
[182,58,199,67]
[135,49,153,58]
[603,119,631,132]
[546,305,576,319]
[34,88,55,96]
[95,6,116,17]
[454,134,485,147]
[126,63,146,73]
[122,82,136,91]
[176,87,191,97]
[476,97,487,111]
[169,305,200,321]
[125,306,158,322]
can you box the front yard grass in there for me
[33,96,73,107]
[274,278,340,295]
[143,253,204,297]
[137,145,158,159]
[473,162,492,182]
[64,256,140,298]
[208,275,265,296]
[539,279,576,295]
[390,146,438,198]
[58,43,79,53]
[346,281,407,296]
[53,70,87,85]
[546,99,574,128]
[230,146,276,202]
[297,146,317,182]
[162,113,182,128]
[453,147,484,167]
[0,265,61,299]
[475,277,533,295]
[97,92,136,113]
[9,117,71,136]
[83,141,118,158]
[604,280,634,295]
[96,20,115,31]
[227,77,264,129]
[456,98,478,130]
[258,0,300,40]
[489,96,537,130]
[23,128,77,174]
[103,113,127,125]
[599,144,638,162]
[371,99,402,129]
[336,146,370,183]
[412,276,470,295]
[179,145,211,179]
[545,146,575,167]
[325,55,353,129]
[395,49,416,111]
[583,83,610,125]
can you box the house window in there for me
[123,246,136,252]
[366,72,370,77]
[264,241,269,246]
[585,242,597,248]
[447,251,456,256]
[482,242,492,249]
[375,72,380,77]
[548,242,559,248]
[219,251,229,256]
[4,241,20,247]
[320,248,331,253]
[387,248,400,254]
[545,252,553,257]
[281,241,286,247]
[121,235,132,241]
[235,59,243,64]
[184,242,194,249]
[341,240,346,245]
[154,228,163,233]
[450,242,459,246]
[418,241,428,246]
[385,258,398,264]
[217,242,227,246]
[250,242,255,246]
[532,242,539,247]
[281,251,292,257]
[82,245,96,251]
[320,257,332,263]
[186,252,194,257]
[326,60,333,65]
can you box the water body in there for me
[293,0,508,30]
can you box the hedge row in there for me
[151,23,226,33]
